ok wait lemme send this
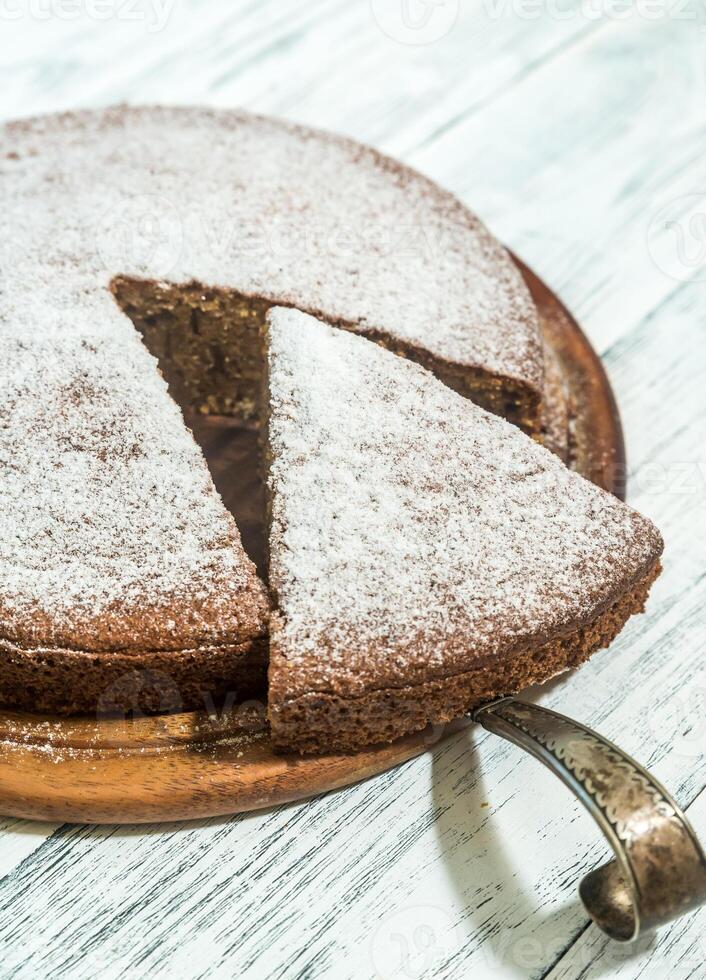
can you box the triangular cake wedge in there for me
[0,331,269,715]
[264,308,663,753]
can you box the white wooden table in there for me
[2,4,706,977]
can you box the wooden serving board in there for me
[0,260,626,825]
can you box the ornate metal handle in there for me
[472,697,706,942]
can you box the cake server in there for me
[471,697,706,942]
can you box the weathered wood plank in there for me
[545,789,706,980]
[0,819,57,881]
[0,0,601,148]
[0,6,705,979]
[409,16,706,354]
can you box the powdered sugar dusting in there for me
[0,288,267,650]
[0,105,541,387]
[266,308,662,698]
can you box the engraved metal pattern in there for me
[472,698,706,941]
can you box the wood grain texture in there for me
[1,3,705,978]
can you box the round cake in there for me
[0,107,661,751]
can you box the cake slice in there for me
[264,308,663,753]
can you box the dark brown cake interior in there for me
[111,274,544,580]
[111,276,541,435]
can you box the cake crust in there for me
[0,636,268,717]
[270,563,660,753]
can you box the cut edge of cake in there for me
[267,563,660,753]
[111,273,544,438]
